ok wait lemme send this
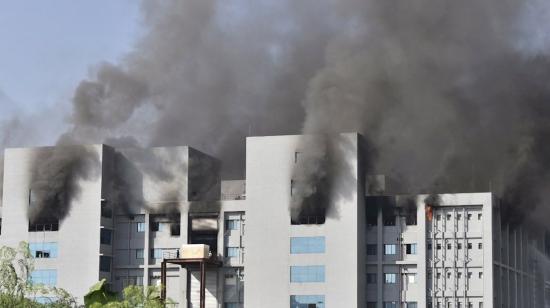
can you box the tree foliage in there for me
[0,242,77,307]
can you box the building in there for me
[1,133,549,307]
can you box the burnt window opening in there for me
[405,207,417,225]
[366,204,379,227]
[290,204,326,225]
[383,207,396,226]
[170,223,181,237]
[189,215,218,254]
[150,221,161,232]
[101,200,112,218]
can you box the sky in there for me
[0,0,142,145]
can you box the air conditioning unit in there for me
[180,244,210,259]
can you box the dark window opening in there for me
[405,210,417,225]
[101,200,112,218]
[150,221,160,232]
[29,220,59,232]
[100,229,112,245]
[366,204,379,227]
[189,215,218,255]
[170,223,181,236]
[99,256,111,272]
[35,251,50,258]
[383,208,396,226]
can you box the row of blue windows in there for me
[31,270,57,287]
[290,295,325,308]
[290,266,325,283]
[290,237,325,254]
[29,242,58,259]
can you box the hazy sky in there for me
[0,0,142,143]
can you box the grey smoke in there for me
[0,0,549,227]
[28,134,100,223]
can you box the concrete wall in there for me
[1,145,105,303]
[245,133,362,308]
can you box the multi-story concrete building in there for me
[1,133,549,307]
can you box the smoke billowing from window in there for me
[0,0,550,226]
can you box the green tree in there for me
[0,241,77,307]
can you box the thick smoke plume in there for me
[29,135,100,223]
[1,0,550,227]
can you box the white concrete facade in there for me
[1,133,549,308]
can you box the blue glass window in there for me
[31,270,57,286]
[29,242,58,258]
[226,247,240,257]
[290,295,325,308]
[225,303,239,308]
[384,273,397,284]
[290,237,325,254]
[384,302,397,308]
[290,266,325,283]
[137,222,146,232]
[151,248,163,259]
[226,220,240,230]
[136,249,144,259]
[384,244,396,255]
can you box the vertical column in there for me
[377,206,383,307]
[144,212,150,286]
[200,261,206,308]
[161,260,167,302]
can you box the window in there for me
[384,273,396,284]
[457,214,462,220]
[136,249,144,259]
[226,247,240,258]
[384,244,396,255]
[150,221,162,232]
[100,229,112,245]
[150,248,163,259]
[226,219,240,230]
[478,272,483,279]
[447,243,452,250]
[467,272,472,279]
[436,272,441,279]
[458,272,462,278]
[467,243,473,249]
[31,270,57,286]
[436,215,441,221]
[407,273,416,284]
[367,273,377,284]
[290,266,325,283]
[225,303,239,308]
[384,302,397,308]
[29,242,58,259]
[467,213,472,220]
[367,244,377,256]
[447,272,451,279]
[405,244,417,254]
[367,303,377,308]
[478,213,482,220]
[137,222,146,232]
[446,214,451,221]
[383,214,396,226]
[290,237,325,254]
[478,243,483,249]
[290,295,324,308]
[407,302,418,308]
[170,223,180,236]
[457,243,462,250]
[99,256,111,272]
[436,243,442,250]
[428,243,432,250]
